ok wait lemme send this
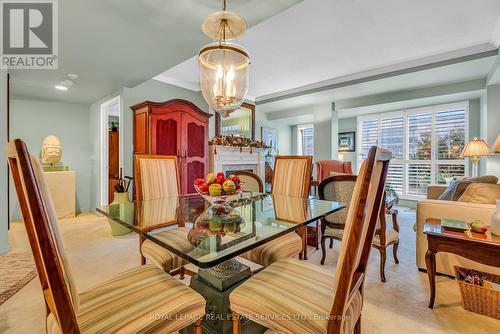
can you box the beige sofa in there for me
[416,184,500,276]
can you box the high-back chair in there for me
[232,171,263,193]
[230,146,391,334]
[319,175,400,282]
[134,154,191,278]
[5,139,205,334]
[271,155,312,197]
[240,156,312,267]
[134,154,179,200]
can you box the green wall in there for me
[9,99,92,221]
[0,70,7,253]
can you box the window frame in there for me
[297,123,314,156]
[357,101,469,200]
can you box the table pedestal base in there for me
[185,259,266,334]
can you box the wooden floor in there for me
[1,209,499,333]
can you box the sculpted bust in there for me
[41,135,63,165]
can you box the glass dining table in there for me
[97,193,345,334]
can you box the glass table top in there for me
[97,193,345,268]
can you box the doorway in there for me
[100,96,121,205]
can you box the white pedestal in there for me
[43,171,76,219]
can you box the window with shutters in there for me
[357,102,468,199]
[297,124,314,156]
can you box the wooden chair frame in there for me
[6,139,80,333]
[270,155,312,259]
[232,170,263,193]
[319,175,400,282]
[233,146,391,334]
[6,139,203,334]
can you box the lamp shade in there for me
[492,135,500,153]
[199,42,249,116]
[461,138,491,157]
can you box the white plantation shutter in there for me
[360,119,378,159]
[358,101,468,198]
[408,164,432,195]
[436,164,465,184]
[435,108,466,160]
[386,163,403,195]
[380,116,404,159]
[298,125,314,156]
[408,113,432,160]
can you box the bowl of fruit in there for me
[194,172,244,206]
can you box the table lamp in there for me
[461,138,490,177]
[491,134,500,153]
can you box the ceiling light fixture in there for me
[55,85,68,91]
[199,0,249,117]
[60,78,74,86]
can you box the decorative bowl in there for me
[194,182,246,206]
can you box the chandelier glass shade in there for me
[199,42,249,116]
[199,1,249,117]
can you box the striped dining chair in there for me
[232,171,263,193]
[6,139,205,334]
[230,146,392,334]
[240,156,312,268]
[134,154,191,278]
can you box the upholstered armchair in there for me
[319,175,400,282]
[314,160,353,182]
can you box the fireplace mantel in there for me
[209,145,267,182]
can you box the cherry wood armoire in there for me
[131,99,212,195]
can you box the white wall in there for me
[9,99,92,220]
[0,70,8,253]
[486,84,500,176]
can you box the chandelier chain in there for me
[223,0,227,11]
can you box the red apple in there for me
[216,172,225,178]
[232,176,241,185]
[216,176,225,185]
[194,178,205,186]
[198,183,209,193]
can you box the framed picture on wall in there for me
[338,131,355,152]
[261,127,279,155]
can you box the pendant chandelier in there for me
[199,0,249,117]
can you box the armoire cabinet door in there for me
[181,114,208,194]
[150,112,181,156]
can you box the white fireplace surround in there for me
[209,146,267,183]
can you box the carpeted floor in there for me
[0,209,499,333]
[0,252,37,305]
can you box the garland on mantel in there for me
[209,135,270,154]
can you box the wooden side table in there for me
[423,218,500,308]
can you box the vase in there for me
[491,200,500,236]
[107,192,133,236]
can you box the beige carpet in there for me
[0,209,499,333]
[0,252,37,305]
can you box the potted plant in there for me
[110,121,118,132]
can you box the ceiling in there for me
[9,0,302,104]
[158,0,500,103]
[258,55,497,114]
